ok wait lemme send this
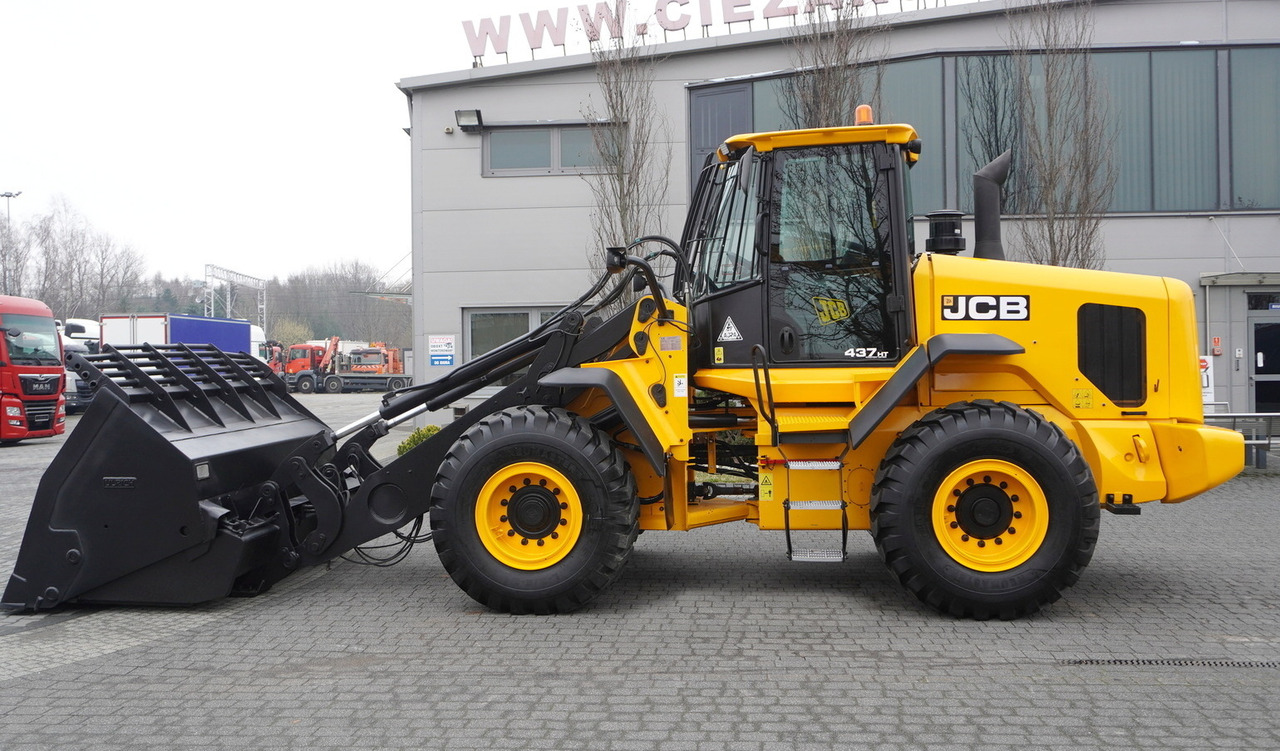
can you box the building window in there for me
[881,57,945,217]
[1247,293,1280,311]
[1093,51,1153,212]
[465,307,561,386]
[1151,50,1218,211]
[1232,48,1280,210]
[483,125,610,176]
[692,44,1278,218]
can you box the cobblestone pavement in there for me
[1,394,1278,749]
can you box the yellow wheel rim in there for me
[475,462,583,571]
[932,459,1050,572]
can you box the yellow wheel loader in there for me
[3,112,1244,619]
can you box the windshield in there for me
[1,313,62,366]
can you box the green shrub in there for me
[397,424,441,456]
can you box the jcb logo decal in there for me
[941,295,1030,321]
[812,297,850,325]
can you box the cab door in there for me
[764,143,910,366]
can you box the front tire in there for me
[871,400,1099,620]
[431,406,638,614]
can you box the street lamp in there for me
[0,191,19,227]
[1,191,19,294]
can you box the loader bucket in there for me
[3,344,331,610]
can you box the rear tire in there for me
[871,400,1099,620]
[431,406,638,614]
[386,377,407,390]
[323,376,343,394]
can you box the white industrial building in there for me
[398,0,1280,412]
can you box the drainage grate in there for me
[1060,658,1280,669]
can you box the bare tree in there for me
[1006,0,1116,269]
[782,4,889,130]
[958,54,1027,213]
[580,28,674,307]
[86,233,144,313]
[0,197,409,342]
[0,198,153,318]
[267,261,410,347]
[0,215,36,297]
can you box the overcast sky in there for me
[0,0,946,287]
[0,0,552,286]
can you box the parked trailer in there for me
[100,314,252,353]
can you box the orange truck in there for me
[0,295,66,444]
[281,337,410,393]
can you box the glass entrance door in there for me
[1250,320,1280,412]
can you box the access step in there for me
[783,499,849,563]
[788,549,847,563]
[770,460,842,471]
[787,500,844,510]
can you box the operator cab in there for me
[681,111,919,372]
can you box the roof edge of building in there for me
[396,0,1071,93]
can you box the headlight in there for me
[4,406,21,417]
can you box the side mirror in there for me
[735,146,756,195]
[605,247,627,274]
[65,322,86,335]
[1,326,21,338]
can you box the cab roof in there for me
[720,123,920,158]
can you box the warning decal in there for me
[718,317,744,342]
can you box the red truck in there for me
[0,295,65,444]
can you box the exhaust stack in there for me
[973,150,1012,261]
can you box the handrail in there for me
[1202,412,1280,444]
[750,344,779,447]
